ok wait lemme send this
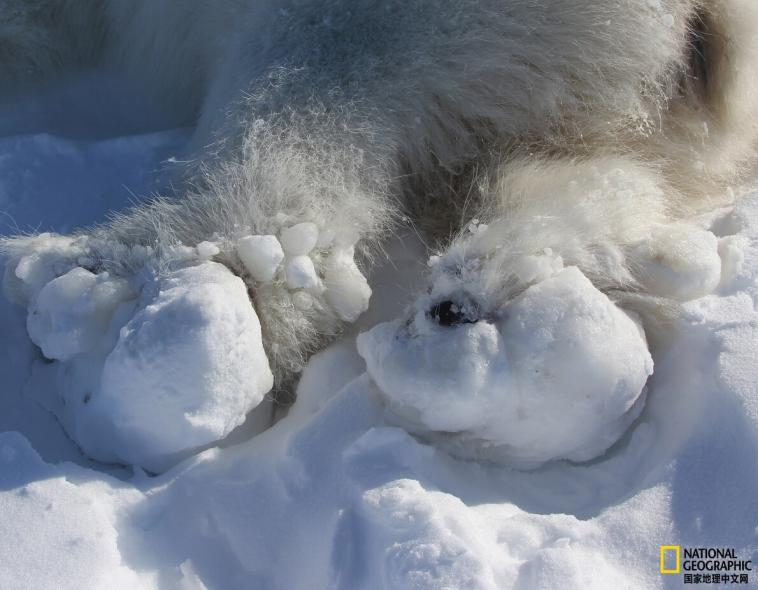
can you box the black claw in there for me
[429,299,477,326]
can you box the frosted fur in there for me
[1,0,757,389]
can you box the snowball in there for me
[196,241,220,260]
[324,247,372,322]
[27,268,133,361]
[358,267,653,467]
[236,235,284,283]
[78,261,273,472]
[633,225,721,300]
[280,222,319,256]
[284,256,320,290]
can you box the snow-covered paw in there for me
[357,264,653,469]
[235,221,371,322]
[2,218,372,472]
[9,256,273,472]
[81,261,273,471]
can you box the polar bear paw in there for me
[2,218,374,471]
[4,235,274,472]
[357,259,653,469]
[84,261,273,472]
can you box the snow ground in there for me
[1,74,757,590]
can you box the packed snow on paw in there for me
[8,256,274,472]
[80,261,273,472]
[26,267,133,362]
[358,263,653,468]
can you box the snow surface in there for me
[1,75,757,589]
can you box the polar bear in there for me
[1,0,757,470]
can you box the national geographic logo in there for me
[660,546,752,585]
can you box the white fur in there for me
[1,0,757,390]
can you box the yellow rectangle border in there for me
[660,545,681,574]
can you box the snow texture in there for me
[358,265,653,467]
[85,261,273,472]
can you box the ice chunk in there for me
[236,235,284,283]
[27,268,133,361]
[280,222,319,256]
[196,241,220,260]
[358,267,653,467]
[78,261,272,472]
[284,256,320,290]
[324,247,371,322]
